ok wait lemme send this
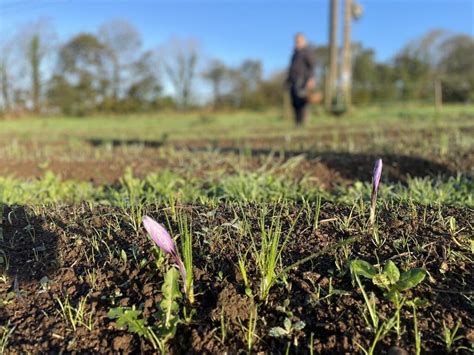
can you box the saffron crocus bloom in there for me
[370,159,383,225]
[143,216,176,255]
[142,216,187,293]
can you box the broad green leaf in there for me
[269,327,288,337]
[383,261,400,284]
[160,268,182,327]
[351,260,377,279]
[283,318,291,331]
[161,268,182,300]
[395,268,426,291]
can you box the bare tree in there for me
[127,50,162,109]
[202,59,229,109]
[394,30,448,101]
[400,29,448,66]
[160,37,200,109]
[98,19,142,100]
[230,59,262,108]
[15,19,56,113]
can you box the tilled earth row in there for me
[0,145,472,188]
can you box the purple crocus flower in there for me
[143,216,177,256]
[142,216,187,292]
[372,159,383,196]
[370,159,383,225]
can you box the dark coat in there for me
[287,47,315,107]
[287,47,315,87]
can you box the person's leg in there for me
[294,105,302,126]
[294,104,307,126]
[299,104,307,125]
[291,92,300,126]
[291,84,308,126]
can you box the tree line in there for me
[0,19,473,116]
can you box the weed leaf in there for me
[351,260,377,279]
[108,307,148,335]
[383,261,400,284]
[396,268,426,291]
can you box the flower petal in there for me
[142,215,176,256]
[372,158,383,193]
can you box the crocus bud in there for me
[372,159,383,198]
[370,159,383,225]
[143,216,177,257]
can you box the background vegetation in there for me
[1,19,473,117]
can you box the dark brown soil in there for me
[1,203,472,353]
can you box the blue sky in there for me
[1,0,473,77]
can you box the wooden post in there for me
[341,0,352,109]
[325,0,338,111]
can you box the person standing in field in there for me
[286,33,316,126]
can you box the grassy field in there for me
[0,105,473,353]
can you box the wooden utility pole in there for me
[325,0,339,110]
[29,35,41,114]
[435,80,443,110]
[341,0,353,109]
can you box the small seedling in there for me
[237,252,253,297]
[351,260,426,299]
[441,320,468,352]
[108,268,182,353]
[249,206,301,303]
[56,294,94,331]
[351,259,427,338]
[269,317,305,347]
[406,298,429,355]
[350,260,399,355]
[246,306,258,353]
